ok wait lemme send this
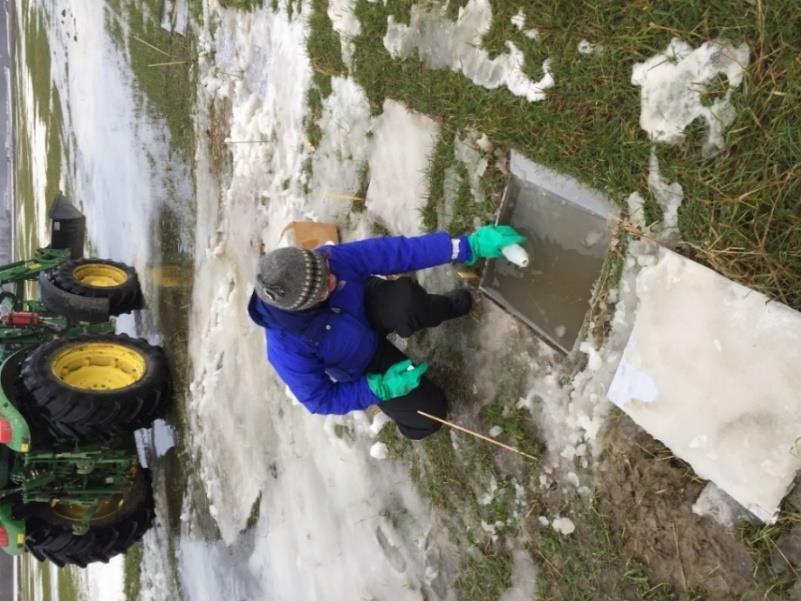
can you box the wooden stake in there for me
[417,411,538,462]
[132,35,171,58]
[325,193,364,202]
[148,60,189,68]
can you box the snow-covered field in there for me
[12,0,801,599]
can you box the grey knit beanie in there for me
[255,247,329,311]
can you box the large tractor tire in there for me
[25,468,155,567]
[19,334,171,441]
[45,258,144,317]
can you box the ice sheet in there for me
[608,249,801,522]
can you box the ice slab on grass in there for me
[365,100,438,235]
[608,249,801,523]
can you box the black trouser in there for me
[364,277,458,440]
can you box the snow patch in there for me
[370,442,389,460]
[309,77,374,224]
[631,38,749,157]
[509,10,539,40]
[365,100,438,235]
[647,147,684,240]
[384,0,554,102]
[608,249,801,522]
[498,549,539,601]
[551,516,576,535]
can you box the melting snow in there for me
[365,100,438,235]
[608,249,801,523]
[551,516,575,535]
[383,0,554,102]
[631,38,749,157]
[577,39,602,55]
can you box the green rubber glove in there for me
[366,359,429,402]
[465,225,526,266]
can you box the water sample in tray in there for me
[480,154,617,353]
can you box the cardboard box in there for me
[279,221,339,250]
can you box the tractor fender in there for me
[0,351,32,453]
[38,272,111,323]
[0,502,25,556]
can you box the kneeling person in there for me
[247,225,525,439]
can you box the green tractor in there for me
[0,194,171,567]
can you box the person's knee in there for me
[400,420,442,440]
[391,278,430,337]
[384,382,449,440]
[403,388,448,439]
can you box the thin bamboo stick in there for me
[132,35,171,58]
[417,411,538,462]
[148,60,189,68]
[325,193,364,202]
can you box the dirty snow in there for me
[182,2,474,599]
[693,482,751,529]
[365,100,438,235]
[631,38,749,156]
[647,147,684,240]
[308,77,372,222]
[551,516,576,535]
[384,0,554,102]
[608,249,801,522]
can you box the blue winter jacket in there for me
[248,231,472,415]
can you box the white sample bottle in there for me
[501,243,529,268]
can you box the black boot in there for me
[444,288,472,318]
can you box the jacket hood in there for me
[248,290,321,333]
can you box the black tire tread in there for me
[19,334,172,441]
[25,470,155,567]
[46,258,144,316]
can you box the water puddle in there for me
[481,153,617,352]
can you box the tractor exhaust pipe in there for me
[49,193,86,259]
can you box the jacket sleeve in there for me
[267,334,378,415]
[323,231,472,279]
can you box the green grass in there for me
[219,0,265,8]
[535,502,686,601]
[307,0,346,77]
[421,127,501,234]
[57,566,81,601]
[124,542,144,601]
[740,503,801,598]
[455,538,513,601]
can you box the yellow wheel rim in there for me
[50,495,124,523]
[73,263,128,288]
[51,342,147,391]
